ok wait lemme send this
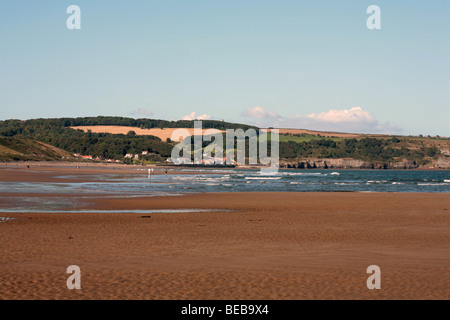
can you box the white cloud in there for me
[307,107,375,123]
[129,108,154,117]
[241,106,279,119]
[241,106,401,134]
[181,112,211,121]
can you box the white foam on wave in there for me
[418,183,448,186]
[209,170,239,174]
[196,175,230,182]
[330,172,340,176]
[282,172,322,176]
[258,168,281,176]
[392,182,404,185]
[172,176,193,181]
[335,182,359,185]
[444,180,450,183]
[245,177,282,180]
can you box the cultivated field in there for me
[275,128,362,138]
[73,126,364,141]
[71,126,223,142]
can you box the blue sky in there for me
[0,0,449,135]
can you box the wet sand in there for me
[0,166,449,300]
[0,163,219,183]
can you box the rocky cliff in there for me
[280,157,450,170]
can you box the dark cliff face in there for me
[279,158,450,170]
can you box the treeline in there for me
[0,118,173,159]
[0,116,256,137]
[0,116,257,160]
[179,134,441,163]
[56,131,173,159]
[279,138,441,162]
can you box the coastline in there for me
[1,160,450,171]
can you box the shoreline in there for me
[0,165,449,193]
[1,160,449,171]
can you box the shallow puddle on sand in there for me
[0,217,18,223]
[0,209,233,214]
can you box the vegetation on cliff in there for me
[278,137,444,165]
[0,137,73,161]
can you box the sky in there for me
[0,0,449,136]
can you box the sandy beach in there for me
[0,166,449,300]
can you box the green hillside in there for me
[0,117,255,162]
[0,137,74,161]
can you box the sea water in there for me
[0,169,449,195]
